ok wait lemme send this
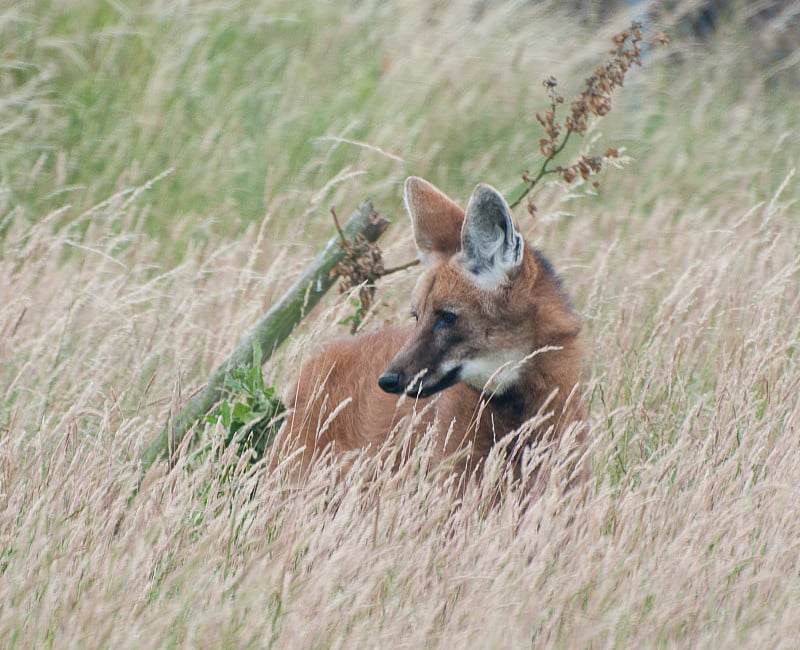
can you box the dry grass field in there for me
[2,1,800,647]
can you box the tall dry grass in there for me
[2,0,800,647]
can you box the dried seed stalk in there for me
[510,22,652,213]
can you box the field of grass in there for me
[2,0,800,647]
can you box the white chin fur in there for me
[458,349,526,394]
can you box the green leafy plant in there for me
[187,343,283,524]
[338,297,366,332]
[204,341,285,463]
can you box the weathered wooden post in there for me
[138,201,389,478]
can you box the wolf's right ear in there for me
[404,177,465,264]
[460,183,524,289]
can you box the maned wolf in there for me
[272,177,584,486]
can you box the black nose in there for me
[378,371,403,394]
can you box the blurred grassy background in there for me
[3,0,797,260]
[2,2,800,646]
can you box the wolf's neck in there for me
[479,341,580,431]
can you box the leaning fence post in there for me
[137,201,390,480]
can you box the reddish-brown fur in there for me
[271,177,585,487]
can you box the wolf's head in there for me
[378,177,577,399]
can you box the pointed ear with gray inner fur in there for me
[460,183,524,289]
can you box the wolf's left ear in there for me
[460,184,524,289]
[404,176,464,264]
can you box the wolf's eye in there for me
[435,310,458,330]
